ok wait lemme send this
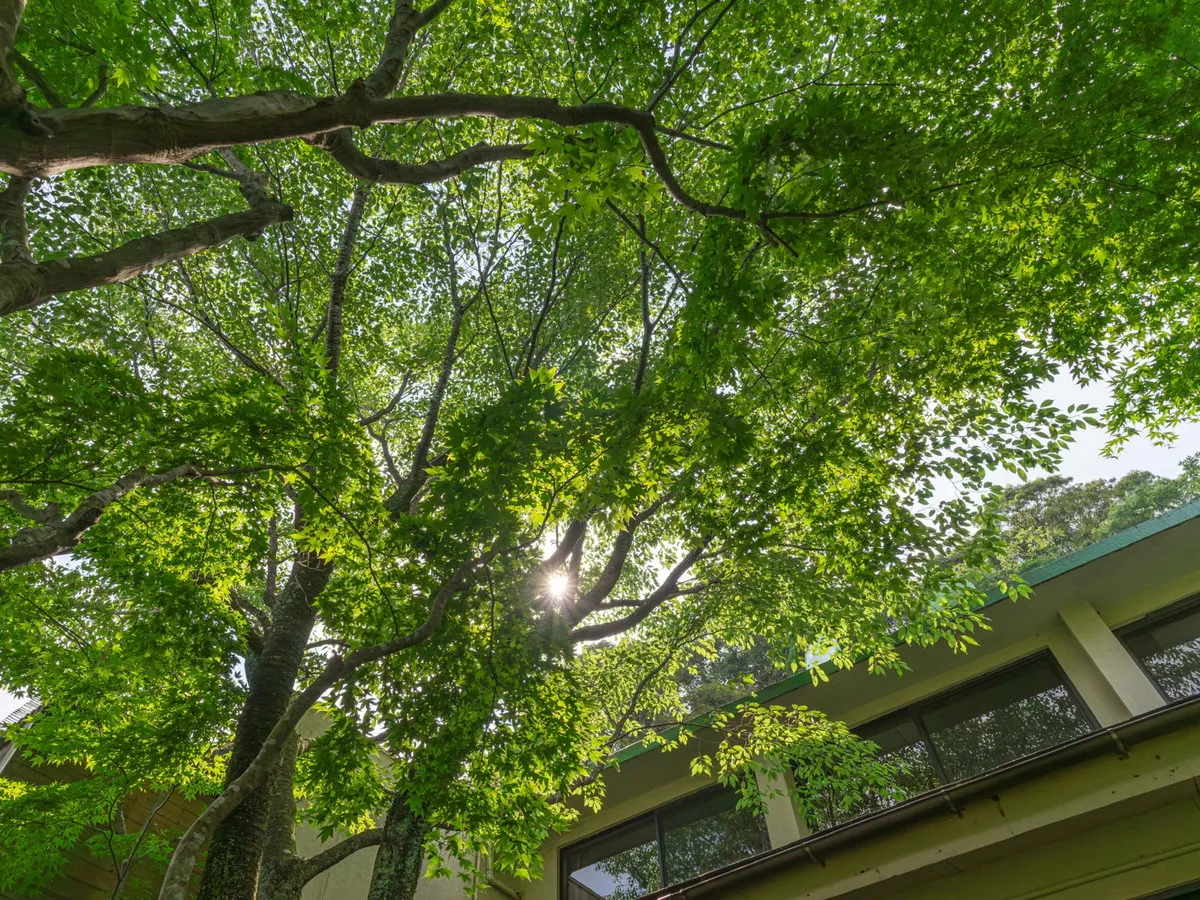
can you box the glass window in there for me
[798,653,1095,833]
[919,655,1094,781]
[1122,600,1200,702]
[562,817,661,900]
[806,715,940,830]
[659,786,770,884]
[561,787,768,900]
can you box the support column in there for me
[1057,601,1164,725]
[754,767,808,848]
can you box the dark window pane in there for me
[806,716,940,830]
[1125,605,1200,701]
[659,787,770,884]
[562,817,661,900]
[920,657,1092,782]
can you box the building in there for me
[500,499,1200,900]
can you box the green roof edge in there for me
[611,497,1200,765]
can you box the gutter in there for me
[647,693,1200,900]
[485,875,523,900]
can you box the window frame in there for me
[1117,593,1200,704]
[558,783,768,900]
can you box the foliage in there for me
[0,0,1196,895]
[966,454,1200,580]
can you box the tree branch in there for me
[11,49,64,108]
[157,551,490,900]
[324,183,369,374]
[111,787,175,900]
[0,90,880,232]
[362,0,453,100]
[566,498,666,624]
[0,0,26,108]
[0,465,278,570]
[645,0,739,113]
[383,217,467,514]
[318,130,531,185]
[634,217,652,394]
[295,828,384,880]
[80,62,108,108]
[358,371,412,426]
[0,174,31,262]
[0,198,292,318]
[570,544,707,642]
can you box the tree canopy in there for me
[0,0,1197,898]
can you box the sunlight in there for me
[545,571,571,602]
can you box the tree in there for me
[968,454,1200,577]
[0,0,1197,898]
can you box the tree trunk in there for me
[366,793,429,900]
[256,729,301,899]
[196,554,329,900]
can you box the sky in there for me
[2,376,1198,723]
[1004,375,1200,485]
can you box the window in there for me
[805,654,1095,830]
[561,785,769,899]
[1139,884,1200,900]
[1121,596,1200,702]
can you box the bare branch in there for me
[567,498,667,624]
[523,215,566,374]
[363,0,453,99]
[0,90,879,231]
[645,0,740,113]
[633,218,652,394]
[358,372,412,426]
[0,199,291,318]
[11,49,64,108]
[296,828,385,880]
[80,62,108,108]
[324,183,369,374]
[111,787,175,900]
[383,216,467,514]
[536,519,588,575]
[571,544,708,642]
[0,465,279,571]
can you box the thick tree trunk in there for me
[195,553,329,900]
[257,729,301,897]
[366,793,430,900]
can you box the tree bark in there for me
[0,91,646,175]
[257,730,300,897]
[366,793,429,900]
[0,0,26,108]
[160,555,482,900]
[195,553,330,900]
[0,200,292,318]
[0,174,31,262]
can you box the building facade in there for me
[502,500,1200,900]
